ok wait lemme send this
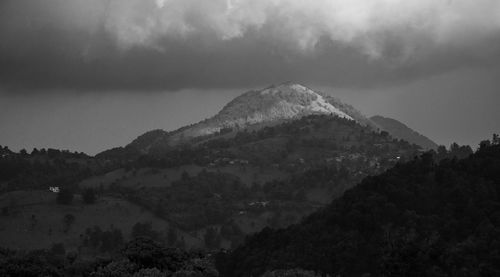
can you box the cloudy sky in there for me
[1,0,499,154]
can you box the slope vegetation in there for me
[218,141,500,276]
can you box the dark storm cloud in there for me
[1,0,500,91]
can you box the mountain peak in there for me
[165,83,362,141]
[259,82,315,96]
[124,83,375,151]
[264,82,311,91]
[215,83,353,125]
[114,83,438,154]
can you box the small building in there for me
[49,186,60,193]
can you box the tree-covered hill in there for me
[1,114,425,253]
[0,146,109,193]
[86,115,422,246]
[217,138,500,277]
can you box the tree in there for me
[29,214,37,231]
[132,268,167,277]
[123,237,188,271]
[436,145,447,160]
[30,148,40,155]
[493,133,500,145]
[82,188,96,204]
[0,249,62,277]
[479,139,491,150]
[62,214,75,233]
[262,269,321,277]
[90,259,136,277]
[57,188,74,205]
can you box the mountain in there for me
[92,114,422,247]
[98,83,439,159]
[177,82,373,139]
[0,82,439,254]
[217,143,500,277]
[370,115,438,150]
[98,83,378,158]
[1,114,423,252]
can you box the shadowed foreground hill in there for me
[217,140,500,277]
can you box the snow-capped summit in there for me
[98,82,437,156]
[118,83,377,153]
[216,82,353,124]
[170,82,370,140]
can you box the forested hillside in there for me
[83,115,422,249]
[0,133,494,276]
[0,147,109,193]
[1,114,423,253]
[218,138,500,277]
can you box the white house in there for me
[49,186,60,193]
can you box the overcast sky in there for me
[0,0,499,154]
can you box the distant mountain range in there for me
[370,115,438,150]
[98,83,437,158]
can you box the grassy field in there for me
[0,161,291,251]
[0,190,203,251]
